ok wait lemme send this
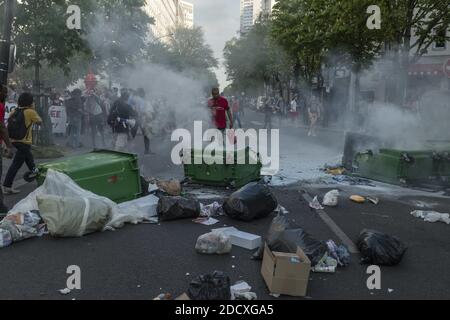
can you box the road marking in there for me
[302,192,360,254]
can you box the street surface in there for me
[0,110,449,300]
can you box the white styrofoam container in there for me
[212,227,261,250]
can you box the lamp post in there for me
[0,0,16,87]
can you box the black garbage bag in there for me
[157,196,200,221]
[252,213,291,260]
[270,228,329,266]
[187,271,231,300]
[223,182,278,221]
[357,229,407,266]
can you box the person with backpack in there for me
[107,89,137,152]
[3,92,42,195]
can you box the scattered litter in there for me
[269,293,280,298]
[309,196,324,210]
[350,195,366,203]
[232,256,235,259]
[155,179,181,196]
[357,229,407,266]
[333,175,376,187]
[212,227,261,250]
[410,210,450,225]
[153,293,172,300]
[322,190,339,207]
[388,288,394,293]
[117,194,159,220]
[0,228,12,248]
[274,205,289,214]
[312,254,338,273]
[234,292,257,300]
[261,244,311,297]
[59,288,71,295]
[157,196,200,221]
[137,285,141,288]
[175,293,191,300]
[232,265,235,269]
[325,167,345,175]
[187,271,231,300]
[223,182,278,221]
[326,240,350,267]
[230,280,253,300]
[195,231,232,254]
[185,273,190,276]
[200,202,224,217]
[37,195,112,237]
[142,217,159,224]
[366,196,379,205]
[192,217,219,226]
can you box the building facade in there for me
[180,1,194,28]
[240,0,277,34]
[145,0,194,41]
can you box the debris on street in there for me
[192,217,220,226]
[212,227,262,250]
[157,196,200,221]
[357,229,407,266]
[199,201,224,217]
[309,196,324,210]
[261,244,311,297]
[350,195,366,203]
[195,231,232,254]
[230,281,256,300]
[59,288,71,295]
[223,182,278,221]
[410,210,450,224]
[322,190,339,207]
[333,175,376,187]
[187,271,231,300]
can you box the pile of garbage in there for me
[252,213,350,272]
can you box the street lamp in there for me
[0,0,16,87]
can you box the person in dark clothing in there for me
[65,89,85,148]
[107,89,137,151]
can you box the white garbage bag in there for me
[322,190,339,207]
[195,231,232,254]
[37,195,112,237]
[410,210,450,225]
[8,169,150,232]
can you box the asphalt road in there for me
[0,110,449,300]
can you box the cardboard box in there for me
[212,227,262,250]
[261,244,311,297]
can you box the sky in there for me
[189,0,241,90]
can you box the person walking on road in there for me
[207,88,233,132]
[108,89,137,152]
[85,89,106,149]
[308,95,322,137]
[231,96,242,128]
[3,93,42,195]
[65,89,85,149]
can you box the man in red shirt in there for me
[207,88,233,131]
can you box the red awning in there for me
[408,63,444,76]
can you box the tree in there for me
[224,14,292,97]
[381,0,450,103]
[145,25,219,91]
[87,0,154,80]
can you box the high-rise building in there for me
[240,0,277,34]
[180,1,194,28]
[145,0,194,41]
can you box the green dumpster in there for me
[184,147,262,187]
[37,150,141,203]
[354,149,437,185]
